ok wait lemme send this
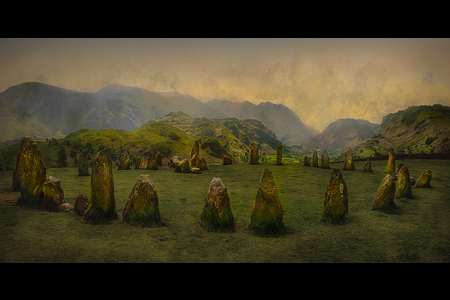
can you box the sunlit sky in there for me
[1,38,450,132]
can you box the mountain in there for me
[204,99,318,146]
[354,104,450,155]
[303,118,380,151]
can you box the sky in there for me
[1,38,450,132]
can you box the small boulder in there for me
[169,156,182,168]
[363,159,372,172]
[415,169,432,188]
[118,154,131,170]
[250,142,259,164]
[59,203,74,212]
[312,150,319,168]
[201,177,235,231]
[323,168,348,223]
[276,142,283,165]
[200,157,208,170]
[191,167,201,174]
[74,193,89,215]
[175,159,190,173]
[223,156,233,165]
[321,149,330,169]
[372,174,396,209]
[78,149,90,176]
[397,165,413,199]
[123,174,161,227]
[343,147,355,170]
[42,176,65,209]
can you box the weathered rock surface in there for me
[42,176,65,208]
[191,140,199,160]
[175,159,190,173]
[415,169,432,188]
[191,153,199,168]
[250,142,259,164]
[74,193,89,215]
[323,168,348,223]
[223,156,233,165]
[276,142,283,165]
[78,149,90,176]
[343,147,355,170]
[201,177,235,231]
[249,169,284,231]
[13,137,47,205]
[321,149,330,169]
[84,148,118,223]
[386,148,395,174]
[59,203,74,212]
[169,156,182,168]
[363,159,372,172]
[148,158,159,170]
[372,174,396,209]
[303,156,310,166]
[123,174,161,226]
[397,165,413,199]
[312,150,319,168]
[191,167,201,174]
[118,154,131,170]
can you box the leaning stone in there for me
[386,148,395,175]
[276,142,283,165]
[123,174,161,227]
[223,156,233,165]
[250,142,259,164]
[74,193,89,215]
[249,169,284,231]
[118,154,131,170]
[372,174,396,209]
[42,176,65,209]
[303,156,310,166]
[343,147,355,170]
[201,177,235,231]
[321,149,330,169]
[363,159,372,172]
[59,203,74,212]
[312,150,319,168]
[78,150,90,176]
[13,137,47,206]
[191,140,199,160]
[323,168,348,223]
[84,148,118,223]
[415,169,432,188]
[397,165,413,199]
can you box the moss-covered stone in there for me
[13,137,47,206]
[397,165,413,199]
[84,149,118,223]
[191,140,199,160]
[363,159,372,172]
[249,169,283,231]
[135,157,141,169]
[372,174,396,210]
[74,193,89,215]
[147,158,159,170]
[276,142,282,165]
[323,168,348,223]
[415,169,432,188]
[303,156,310,166]
[250,142,259,164]
[201,177,235,231]
[78,149,90,176]
[175,159,190,173]
[123,174,161,227]
[321,149,330,169]
[41,176,65,210]
[191,153,199,168]
[343,147,355,170]
[312,150,319,167]
[386,148,395,174]
[118,154,131,170]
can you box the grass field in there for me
[1,159,449,263]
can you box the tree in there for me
[56,145,68,167]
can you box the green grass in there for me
[1,159,449,262]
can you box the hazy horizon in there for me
[1,38,450,132]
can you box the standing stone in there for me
[191,140,199,160]
[135,157,141,169]
[201,177,235,231]
[148,158,159,170]
[140,157,149,169]
[169,156,182,168]
[363,159,372,172]
[78,149,90,176]
[41,176,65,209]
[276,142,283,165]
[191,153,199,168]
[200,157,208,170]
[372,174,396,209]
[397,165,413,199]
[323,168,348,223]
[118,154,131,170]
[249,169,284,231]
[386,148,395,175]
[155,151,163,166]
[321,149,330,169]
[312,150,319,168]
[84,148,118,223]
[415,169,432,188]
[250,142,259,164]
[223,156,233,165]
[74,193,89,215]
[343,147,355,170]
[13,137,47,205]
[175,159,190,173]
[123,174,161,227]
[303,156,310,166]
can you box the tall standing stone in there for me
[118,154,131,170]
[249,169,284,231]
[343,147,355,170]
[415,169,432,188]
[78,149,90,176]
[303,156,310,166]
[372,174,396,209]
[13,137,47,205]
[84,148,118,223]
[386,148,395,175]
[200,177,235,231]
[276,142,283,165]
[321,149,330,169]
[191,153,199,168]
[397,165,413,199]
[250,142,259,164]
[323,168,348,223]
[363,159,372,172]
[312,150,319,168]
[191,140,199,161]
[123,174,161,227]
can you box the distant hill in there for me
[303,118,380,151]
